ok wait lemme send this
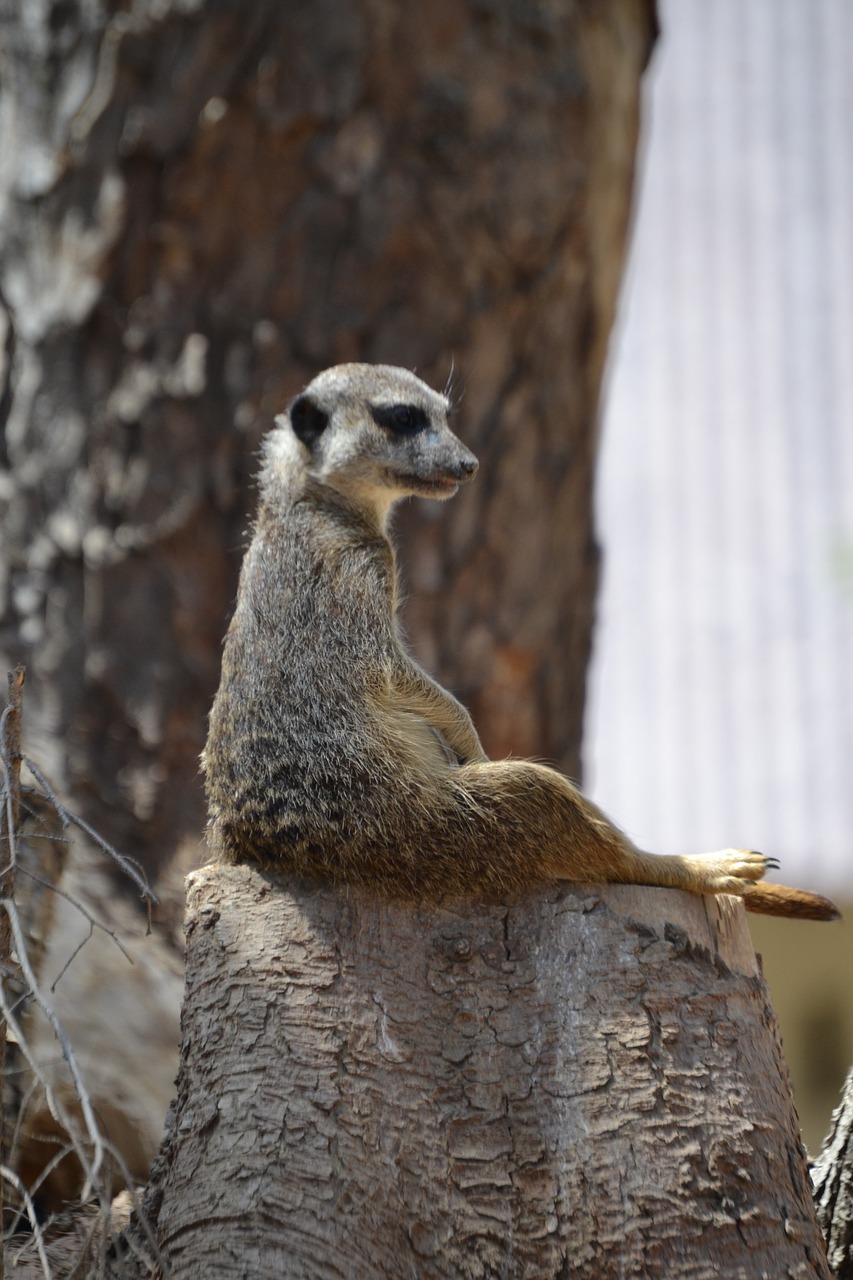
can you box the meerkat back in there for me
[202,363,482,889]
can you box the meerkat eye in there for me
[371,403,430,435]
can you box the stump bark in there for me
[813,1065,853,1278]
[148,866,831,1279]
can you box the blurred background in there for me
[587,0,853,1148]
[0,0,848,1208]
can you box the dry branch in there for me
[0,667,26,1279]
[0,673,173,1271]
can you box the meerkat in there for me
[202,363,838,921]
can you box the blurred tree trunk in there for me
[0,0,660,1231]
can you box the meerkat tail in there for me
[739,883,841,921]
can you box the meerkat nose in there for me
[454,454,478,478]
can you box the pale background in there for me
[585,0,853,1148]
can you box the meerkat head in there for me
[267,363,478,524]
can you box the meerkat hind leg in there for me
[624,848,772,899]
[453,760,772,900]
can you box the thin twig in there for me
[0,676,166,1269]
[16,794,72,847]
[49,926,96,995]
[1,668,25,1280]
[5,1117,164,1277]
[0,978,35,1026]
[4,1073,41,1205]
[0,709,18,869]
[13,1136,85,1219]
[20,757,158,909]
[16,866,135,973]
[1,900,105,1194]
[0,1165,52,1280]
[0,986,96,1198]
[0,669,25,844]
[60,1215,101,1280]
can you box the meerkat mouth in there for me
[393,472,461,497]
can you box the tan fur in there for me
[202,364,839,922]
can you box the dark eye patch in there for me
[371,403,430,435]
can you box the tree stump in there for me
[148,866,831,1279]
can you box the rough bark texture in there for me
[813,1066,853,1278]
[146,865,830,1280]
[0,0,655,892]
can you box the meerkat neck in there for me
[306,477,397,539]
[260,433,397,539]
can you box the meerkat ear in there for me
[289,394,329,448]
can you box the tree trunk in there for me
[145,865,830,1280]
[812,1066,853,1278]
